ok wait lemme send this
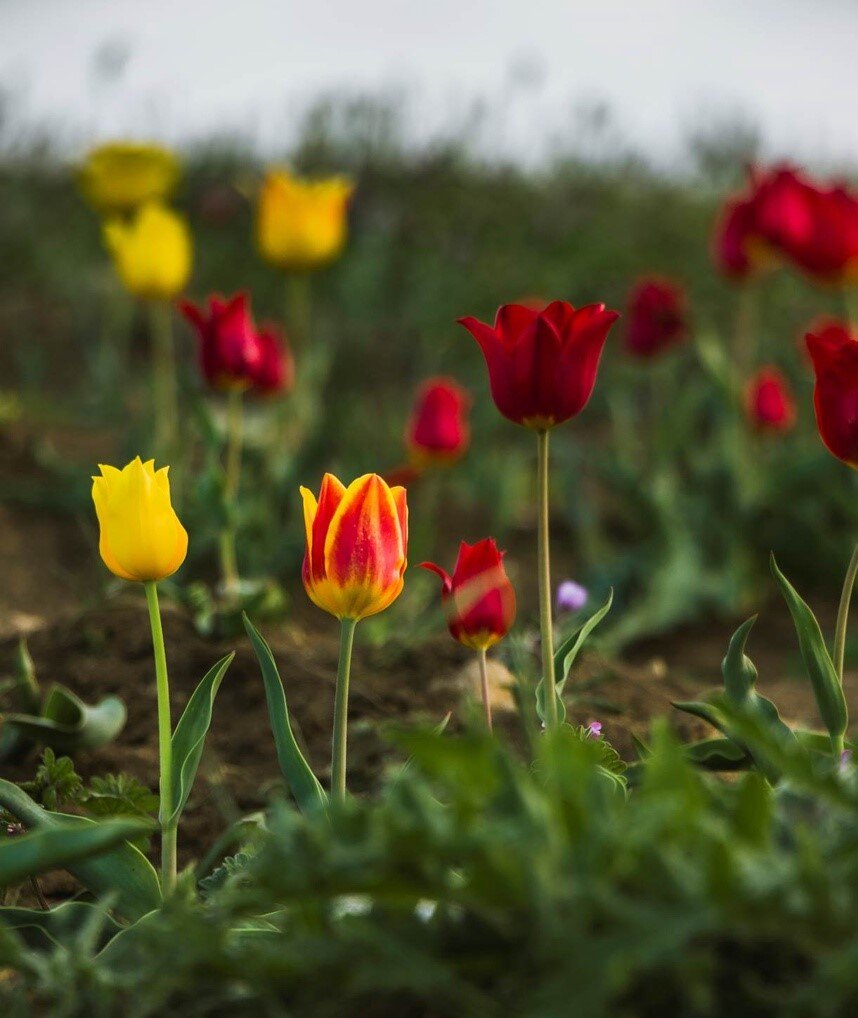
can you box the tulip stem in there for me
[149,301,178,459]
[286,274,312,347]
[219,388,244,593]
[477,648,493,732]
[331,617,357,802]
[537,428,558,729]
[834,542,858,684]
[144,581,176,896]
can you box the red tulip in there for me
[421,539,515,651]
[406,377,470,467]
[625,277,688,357]
[458,301,619,429]
[806,321,858,467]
[180,292,263,392]
[713,196,763,280]
[789,185,858,284]
[252,323,294,396]
[752,165,818,258]
[745,367,796,433]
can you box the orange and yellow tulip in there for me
[78,141,180,214]
[300,473,408,621]
[256,170,353,272]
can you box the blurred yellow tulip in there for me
[256,170,354,271]
[104,202,192,300]
[92,457,188,582]
[78,141,180,214]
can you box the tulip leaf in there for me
[242,614,326,812]
[537,589,613,725]
[4,686,126,753]
[0,779,161,921]
[684,737,750,770]
[770,553,848,746]
[167,653,234,827]
[671,699,728,732]
[0,818,149,891]
[0,901,123,952]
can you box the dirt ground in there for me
[0,427,855,901]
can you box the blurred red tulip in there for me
[713,196,763,280]
[745,367,796,433]
[252,323,295,396]
[459,300,619,429]
[752,165,817,258]
[788,185,858,284]
[180,292,262,392]
[407,377,470,467]
[806,321,858,467]
[625,277,688,357]
[421,539,516,651]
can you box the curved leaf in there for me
[5,686,126,752]
[168,653,234,826]
[685,737,750,770]
[242,614,326,812]
[0,901,124,951]
[0,779,161,921]
[538,589,613,725]
[771,554,847,745]
[0,817,150,888]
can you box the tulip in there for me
[180,293,267,591]
[406,377,470,467]
[91,457,187,582]
[252,323,295,397]
[256,169,354,273]
[752,165,818,259]
[180,293,263,393]
[459,301,618,431]
[105,202,191,455]
[92,456,188,893]
[300,473,408,798]
[421,539,515,731]
[713,196,765,281]
[625,277,688,358]
[745,367,796,434]
[104,201,191,302]
[78,141,180,214]
[788,185,858,284]
[806,321,858,468]
[460,300,618,730]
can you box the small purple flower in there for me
[840,749,852,774]
[586,721,602,739]
[556,580,588,614]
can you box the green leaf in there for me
[4,686,126,752]
[771,554,847,745]
[0,817,150,887]
[167,653,234,827]
[0,901,123,951]
[0,779,161,921]
[243,614,326,812]
[721,615,759,703]
[672,699,727,732]
[684,737,750,770]
[537,589,613,724]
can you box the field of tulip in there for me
[0,119,857,1015]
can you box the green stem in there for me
[733,282,756,388]
[537,429,558,729]
[285,273,312,347]
[144,581,176,895]
[219,388,244,593]
[149,301,178,458]
[477,648,493,732]
[331,617,357,802]
[833,542,858,683]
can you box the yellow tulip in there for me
[92,457,188,582]
[78,141,180,214]
[256,170,354,271]
[104,202,192,300]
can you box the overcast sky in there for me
[3,0,857,167]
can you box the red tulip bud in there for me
[625,277,688,358]
[406,377,470,467]
[806,321,858,467]
[421,539,516,651]
[252,323,295,397]
[745,367,796,434]
[180,292,262,392]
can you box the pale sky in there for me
[2,0,857,167]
